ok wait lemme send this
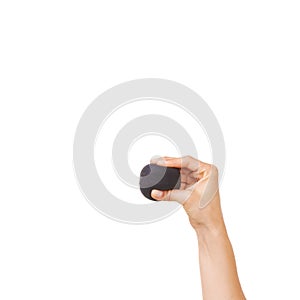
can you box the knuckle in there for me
[210,164,219,175]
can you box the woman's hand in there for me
[150,155,224,232]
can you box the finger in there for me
[156,156,200,171]
[151,189,191,204]
[151,189,170,200]
[150,155,163,164]
[180,182,188,189]
[190,168,208,181]
[150,156,177,164]
[181,173,197,185]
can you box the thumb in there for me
[151,189,191,204]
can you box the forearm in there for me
[195,205,245,300]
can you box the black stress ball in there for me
[139,164,181,201]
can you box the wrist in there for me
[194,218,227,240]
[192,194,227,238]
[194,192,224,228]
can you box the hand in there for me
[150,156,224,231]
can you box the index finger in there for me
[154,156,201,171]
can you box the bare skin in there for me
[150,155,246,300]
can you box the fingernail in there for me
[152,190,163,198]
[151,155,162,162]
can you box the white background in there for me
[1,1,300,299]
